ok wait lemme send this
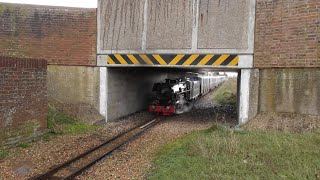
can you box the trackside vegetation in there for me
[0,149,9,160]
[211,78,237,106]
[149,125,320,179]
[48,105,98,134]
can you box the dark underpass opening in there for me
[102,67,239,126]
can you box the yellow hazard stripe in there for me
[107,56,115,64]
[139,54,153,65]
[183,54,199,65]
[213,55,229,66]
[152,54,167,65]
[114,54,128,64]
[228,56,238,66]
[127,54,139,64]
[169,54,184,65]
[198,54,214,65]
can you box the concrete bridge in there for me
[97,0,257,124]
[0,0,319,144]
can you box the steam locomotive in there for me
[148,76,226,115]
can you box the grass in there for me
[0,106,98,161]
[211,78,237,106]
[149,125,320,180]
[48,105,98,134]
[0,149,9,160]
[17,143,31,148]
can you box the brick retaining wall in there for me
[0,56,47,145]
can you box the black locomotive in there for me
[149,76,226,115]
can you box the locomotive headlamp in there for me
[166,106,170,110]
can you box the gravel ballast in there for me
[80,90,236,179]
[0,112,154,179]
[0,88,236,179]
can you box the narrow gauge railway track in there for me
[30,118,161,180]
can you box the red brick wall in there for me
[0,3,96,66]
[254,0,319,68]
[0,56,47,143]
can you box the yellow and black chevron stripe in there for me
[107,54,238,66]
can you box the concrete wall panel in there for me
[98,0,255,56]
[98,0,144,50]
[146,0,193,49]
[47,65,103,124]
[198,0,249,49]
[107,68,166,120]
[259,69,320,116]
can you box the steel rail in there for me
[30,118,160,180]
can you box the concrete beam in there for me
[97,54,253,69]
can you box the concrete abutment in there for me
[47,65,104,124]
[259,68,320,116]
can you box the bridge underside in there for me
[99,65,258,126]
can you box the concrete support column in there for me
[99,67,107,121]
[238,69,259,125]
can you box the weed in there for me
[17,143,31,148]
[48,105,98,134]
[41,132,53,142]
[0,149,9,159]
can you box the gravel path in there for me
[0,87,237,180]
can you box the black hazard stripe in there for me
[106,54,239,66]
